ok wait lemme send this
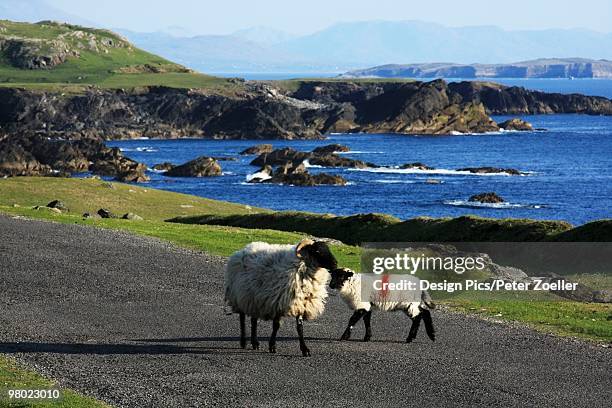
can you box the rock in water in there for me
[153,162,175,171]
[246,165,273,183]
[272,172,347,186]
[498,118,534,131]
[469,192,505,203]
[164,157,222,177]
[312,144,350,155]
[240,144,274,155]
[250,148,310,167]
[458,167,522,176]
[400,162,434,170]
[115,163,150,183]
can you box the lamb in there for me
[224,238,337,356]
[329,268,436,343]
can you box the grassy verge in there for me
[168,211,584,243]
[0,356,108,407]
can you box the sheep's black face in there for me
[329,268,354,289]
[301,241,337,270]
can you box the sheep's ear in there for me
[296,238,315,258]
[345,270,354,278]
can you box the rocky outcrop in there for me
[342,59,612,79]
[449,81,612,115]
[458,167,523,176]
[498,118,534,131]
[469,192,505,203]
[400,162,434,170]
[152,162,175,171]
[312,144,350,155]
[164,156,222,177]
[240,144,273,155]
[248,161,347,186]
[0,133,148,180]
[251,147,373,169]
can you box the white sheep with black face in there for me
[225,239,337,356]
[329,268,436,343]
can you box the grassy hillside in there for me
[0,20,236,90]
[168,211,579,243]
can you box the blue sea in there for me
[108,111,612,226]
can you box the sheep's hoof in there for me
[269,345,277,353]
[406,337,414,343]
[363,335,371,342]
[240,340,247,349]
[301,348,311,357]
[252,341,260,350]
[340,331,351,341]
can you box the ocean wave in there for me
[302,159,324,168]
[336,151,384,154]
[120,146,158,153]
[444,200,543,209]
[373,179,445,184]
[245,170,272,182]
[349,167,518,176]
[373,179,419,184]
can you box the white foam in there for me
[302,159,324,168]
[120,146,158,153]
[336,151,384,154]
[373,179,419,184]
[245,170,272,182]
[349,167,517,177]
[444,200,534,209]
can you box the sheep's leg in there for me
[239,313,247,349]
[421,309,436,341]
[363,310,373,342]
[340,309,366,340]
[269,317,280,353]
[296,316,311,357]
[406,314,422,343]
[250,317,260,350]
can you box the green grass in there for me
[445,291,612,341]
[0,20,238,91]
[0,356,108,407]
[168,211,577,244]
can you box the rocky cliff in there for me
[448,81,612,115]
[0,80,503,141]
[288,79,612,117]
[343,59,612,79]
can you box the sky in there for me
[48,0,612,35]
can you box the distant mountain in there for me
[115,21,612,73]
[278,21,612,66]
[117,29,304,73]
[230,26,297,46]
[0,0,96,27]
[342,58,612,79]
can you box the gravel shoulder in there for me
[0,215,610,408]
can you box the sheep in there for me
[329,268,436,343]
[224,238,337,356]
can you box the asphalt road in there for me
[0,215,610,408]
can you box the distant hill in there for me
[342,58,612,79]
[116,29,303,73]
[0,20,234,90]
[119,21,612,73]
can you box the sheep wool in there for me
[225,241,330,321]
[336,273,423,318]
